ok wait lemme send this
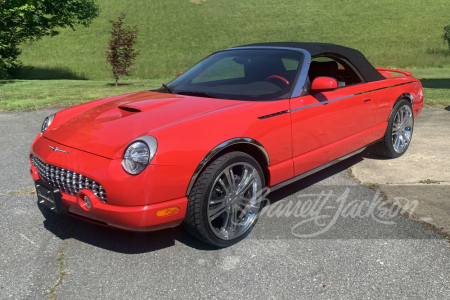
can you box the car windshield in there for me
[159,49,303,101]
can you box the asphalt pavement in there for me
[1,108,449,300]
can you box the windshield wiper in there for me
[162,83,172,94]
[176,91,218,99]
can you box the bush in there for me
[443,24,450,50]
[106,13,140,86]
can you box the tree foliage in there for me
[443,24,450,51]
[106,13,140,86]
[0,0,100,77]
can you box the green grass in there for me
[411,69,450,107]
[0,69,448,111]
[14,0,450,80]
[0,79,170,111]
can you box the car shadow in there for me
[38,148,384,254]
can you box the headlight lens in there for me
[41,114,55,136]
[121,136,157,175]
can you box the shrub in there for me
[443,24,450,50]
[106,13,140,86]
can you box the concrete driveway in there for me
[1,108,449,299]
[351,108,450,236]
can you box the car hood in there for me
[44,91,245,159]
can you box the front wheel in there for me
[373,99,414,158]
[183,151,265,247]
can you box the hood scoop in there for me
[118,98,180,113]
[118,105,141,113]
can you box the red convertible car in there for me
[30,43,423,246]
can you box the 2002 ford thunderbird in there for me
[30,42,423,246]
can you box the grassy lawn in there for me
[15,0,450,81]
[1,69,448,111]
[3,0,449,110]
[411,69,450,107]
[0,79,171,111]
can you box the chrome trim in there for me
[40,114,55,136]
[290,81,419,113]
[290,94,355,112]
[225,46,312,98]
[129,135,158,160]
[31,155,107,203]
[121,135,158,175]
[269,143,378,192]
[185,138,270,196]
[48,146,69,154]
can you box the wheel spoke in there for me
[394,135,401,150]
[392,125,400,135]
[401,113,411,128]
[237,169,256,195]
[209,204,228,221]
[398,134,405,151]
[224,167,235,189]
[402,132,411,144]
[220,209,231,235]
[229,206,238,237]
[209,197,227,206]
[217,178,229,195]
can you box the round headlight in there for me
[41,114,55,136]
[121,136,157,175]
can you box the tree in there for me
[0,0,100,77]
[106,13,140,86]
[443,24,450,51]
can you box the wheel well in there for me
[200,143,270,187]
[396,93,412,105]
[389,93,412,118]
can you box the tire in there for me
[372,99,414,158]
[183,151,265,247]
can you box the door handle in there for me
[363,98,372,103]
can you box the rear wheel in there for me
[183,151,265,247]
[373,99,414,158]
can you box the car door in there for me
[289,84,377,176]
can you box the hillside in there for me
[16,0,450,80]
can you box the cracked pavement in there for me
[1,108,450,299]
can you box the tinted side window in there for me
[308,56,362,87]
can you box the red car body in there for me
[30,43,423,232]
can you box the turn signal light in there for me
[156,207,180,217]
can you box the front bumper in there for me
[30,136,194,231]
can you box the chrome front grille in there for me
[31,155,107,203]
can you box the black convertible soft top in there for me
[235,42,385,82]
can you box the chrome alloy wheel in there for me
[207,162,262,240]
[392,105,413,153]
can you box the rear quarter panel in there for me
[372,76,423,125]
